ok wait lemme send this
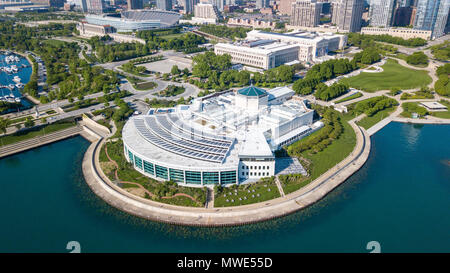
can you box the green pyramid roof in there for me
[237,86,267,97]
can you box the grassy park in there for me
[340,59,432,92]
[214,177,280,207]
[99,139,207,207]
[335,92,363,103]
[356,106,397,130]
[281,111,357,194]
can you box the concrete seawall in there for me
[82,119,372,227]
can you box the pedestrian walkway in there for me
[275,176,285,198]
[0,125,83,158]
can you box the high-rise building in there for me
[194,2,221,18]
[393,6,414,26]
[86,0,105,14]
[414,0,450,38]
[368,0,396,27]
[332,0,364,32]
[290,0,322,27]
[211,0,224,11]
[127,0,143,9]
[80,0,88,12]
[256,0,270,8]
[279,0,296,15]
[184,0,199,13]
[157,0,172,10]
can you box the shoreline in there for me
[81,118,371,227]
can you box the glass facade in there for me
[169,168,184,183]
[185,171,202,184]
[134,155,143,170]
[143,160,154,175]
[155,165,168,179]
[220,171,237,184]
[125,146,238,185]
[128,150,134,164]
[202,172,219,185]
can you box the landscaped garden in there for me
[99,139,207,207]
[214,177,280,207]
[340,59,432,92]
[280,107,357,194]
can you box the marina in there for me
[0,52,33,111]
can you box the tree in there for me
[171,65,180,75]
[0,117,11,135]
[24,117,35,128]
[406,52,428,66]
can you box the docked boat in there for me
[8,84,15,89]
[13,76,21,83]
[15,83,24,89]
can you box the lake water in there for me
[0,122,449,253]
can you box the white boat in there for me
[15,83,24,88]
[8,84,15,89]
[13,76,21,83]
[15,97,21,103]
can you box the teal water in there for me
[0,122,449,253]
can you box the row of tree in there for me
[354,96,398,117]
[286,109,343,156]
[348,33,427,48]
[434,64,450,97]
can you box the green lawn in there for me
[356,106,397,130]
[0,120,76,146]
[335,92,363,103]
[134,81,157,91]
[281,116,357,194]
[214,177,280,207]
[340,59,432,92]
[99,140,206,207]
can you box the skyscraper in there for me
[184,0,199,13]
[414,0,450,38]
[290,0,322,27]
[211,0,224,11]
[86,0,105,14]
[368,0,396,27]
[256,0,270,8]
[332,0,364,32]
[127,0,143,9]
[157,0,172,10]
[279,0,296,15]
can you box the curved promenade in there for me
[82,117,371,227]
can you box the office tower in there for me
[368,0,396,27]
[393,6,414,26]
[279,0,296,15]
[194,2,221,18]
[80,0,88,12]
[211,0,224,11]
[86,0,105,13]
[414,0,450,38]
[127,0,143,9]
[256,0,270,8]
[157,0,172,10]
[184,0,199,13]
[332,0,364,32]
[290,0,322,27]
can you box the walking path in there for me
[0,125,83,159]
[275,176,286,198]
[81,116,371,226]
